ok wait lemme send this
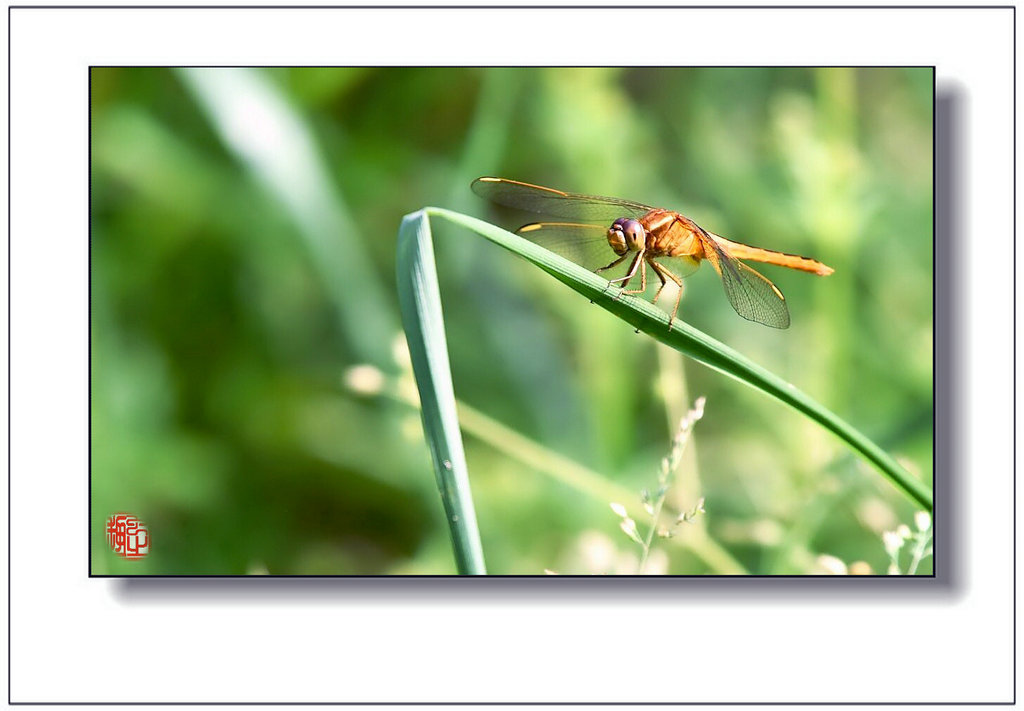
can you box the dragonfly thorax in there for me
[608,217,646,256]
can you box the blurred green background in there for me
[90,67,933,575]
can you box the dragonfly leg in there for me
[607,251,645,303]
[597,253,631,299]
[607,251,644,287]
[595,254,629,274]
[650,260,684,327]
[622,257,647,295]
[649,256,668,304]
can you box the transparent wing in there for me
[472,177,652,221]
[650,255,701,282]
[699,234,791,329]
[516,222,625,272]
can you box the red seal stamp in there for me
[106,513,150,559]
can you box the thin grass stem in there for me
[369,373,748,575]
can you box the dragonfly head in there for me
[608,217,645,255]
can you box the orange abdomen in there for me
[712,235,834,276]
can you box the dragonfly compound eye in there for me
[608,218,645,254]
[623,219,646,250]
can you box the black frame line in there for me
[5,4,1020,8]
[90,64,942,581]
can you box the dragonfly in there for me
[471,177,834,329]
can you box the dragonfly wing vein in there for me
[472,177,651,221]
[701,236,790,329]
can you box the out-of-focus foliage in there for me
[90,67,933,575]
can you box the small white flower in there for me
[342,365,385,395]
[896,524,912,539]
[692,396,707,420]
[883,530,905,556]
[915,511,932,532]
[609,502,628,518]
[619,518,643,544]
[816,554,848,575]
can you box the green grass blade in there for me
[396,211,486,574]
[420,207,932,512]
[178,68,397,366]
